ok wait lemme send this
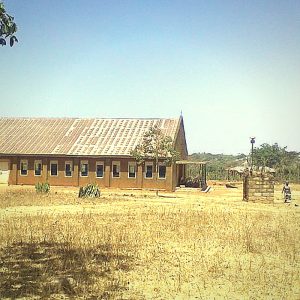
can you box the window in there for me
[112,161,120,178]
[145,162,153,179]
[34,160,42,176]
[128,162,136,178]
[50,161,58,176]
[96,162,104,178]
[65,161,72,177]
[81,161,88,177]
[20,160,28,176]
[158,163,166,179]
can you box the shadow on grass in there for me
[0,241,133,299]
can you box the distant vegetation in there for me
[189,143,300,182]
[253,143,300,182]
[188,152,247,181]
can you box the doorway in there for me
[0,161,10,184]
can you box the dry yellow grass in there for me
[0,183,299,299]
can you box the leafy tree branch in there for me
[0,2,18,47]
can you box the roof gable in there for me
[0,117,182,156]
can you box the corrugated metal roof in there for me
[0,117,180,156]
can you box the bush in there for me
[78,183,100,198]
[35,182,50,194]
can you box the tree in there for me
[130,125,179,195]
[0,2,18,47]
[253,143,283,168]
[253,143,300,182]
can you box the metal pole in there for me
[250,137,255,170]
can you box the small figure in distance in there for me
[282,181,292,203]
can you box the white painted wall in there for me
[0,161,10,184]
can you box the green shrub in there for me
[78,183,100,198]
[35,182,50,194]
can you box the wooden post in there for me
[201,164,207,188]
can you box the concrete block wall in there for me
[243,172,274,204]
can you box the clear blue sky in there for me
[1,0,300,154]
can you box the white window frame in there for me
[65,161,73,177]
[20,159,28,176]
[34,160,42,176]
[50,160,58,177]
[112,161,120,178]
[144,162,153,179]
[158,162,166,180]
[96,161,104,178]
[80,160,89,177]
[128,162,136,178]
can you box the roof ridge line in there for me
[0,116,179,120]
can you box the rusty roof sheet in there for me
[0,117,180,156]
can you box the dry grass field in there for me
[0,183,299,299]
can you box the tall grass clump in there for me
[78,183,100,198]
[35,182,50,194]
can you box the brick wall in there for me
[4,156,176,191]
[243,171,274,203]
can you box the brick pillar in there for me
[243,171,274,203]
[74,158,79,186]
[166,164,173,191]
[137,163,143,188]
[104,158,111,188]
[8,157,18,185]
[172,164,177,191]
[42,157,48,182]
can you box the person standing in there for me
[282,181,292,203]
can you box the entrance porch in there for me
[176,160,207,190]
